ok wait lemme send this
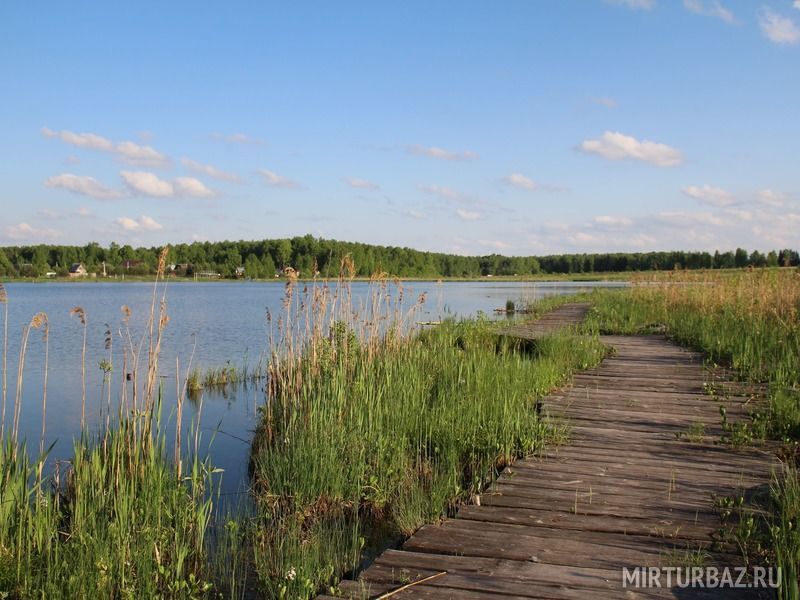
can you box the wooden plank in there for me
[530,449,775,478]
[402,521,670,567]
[454,504,717,540]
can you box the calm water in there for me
[1,279,626,495]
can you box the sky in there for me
[1,0,798,256]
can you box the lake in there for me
[1,279,626,495]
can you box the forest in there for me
[1,235,797,278]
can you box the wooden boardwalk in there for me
[322,304,779,599]
[501,303,590,340]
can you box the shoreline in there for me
[2,266,790,285]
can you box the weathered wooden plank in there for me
[402,521,669,567]
[488,483,718,511]
[538,444,777,472]
[499,466,763,499]
[530,450,776,478]
[454,504,717,540]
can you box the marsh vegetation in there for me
[0,253,606,598]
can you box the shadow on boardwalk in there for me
[321,303,779,600]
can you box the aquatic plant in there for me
[247,259,605,597]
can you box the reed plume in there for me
[1,283,8,440]
[70,306,88,430]
[31,312,49,483]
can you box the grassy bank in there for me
[246,274,604,598]
[585,269,800,598]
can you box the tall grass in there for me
[586,268,800,598]
[0,248,219,598]
[248,264,605,598]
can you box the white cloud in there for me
[115,141,169,168]
[405,209,425,220]
[121,171,174,197]
[115,217,140,231]
[683,0,734,23]
[759,8,800,44]
[407,145,478,161]
[6,222,60,241]
[577,231,657,248]
[44,173,123,200]
[456,208,480,221]
[579,131,683,166]
[41,127,113,151]
[608,0,656,9]
[757,188,787,207]
[115,215,163,232]
[210,132,262,145]
[681,184,734,206]
[500,198,797,254]
[138,215,163,230]
[121,171,213,198]
[419,184,460,200]
[344,177,379,190]
[594,215,634,226]
[75,207,93,217]
[655,211,727,227]
[503,173,539,190]
[42,127,170,167]
[181,158,240,183]
[795,0,800,9]
[256,169,303,189]
[174,177,214,197]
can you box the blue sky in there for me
[1,0,798,255]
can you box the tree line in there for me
[0,236,797,278]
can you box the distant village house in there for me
[69,263,88,277]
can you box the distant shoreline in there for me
[0,273,634,284]
[3,266,793,285]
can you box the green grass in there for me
[248,309,604,598]
[0,417,217,598]
[0,254,223,599]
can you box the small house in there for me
[69,263,88,277]
[235,266,246,278]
